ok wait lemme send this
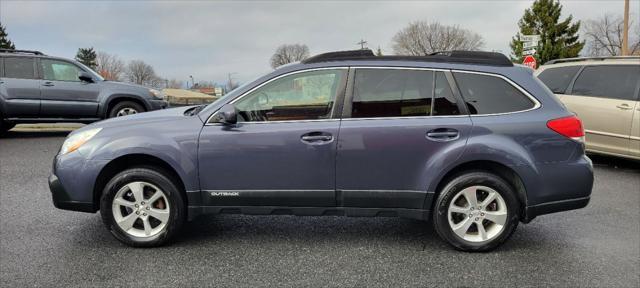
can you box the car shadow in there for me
[1,130,72,138]
[589,154,640,171]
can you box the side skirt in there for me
[187,206,430,221]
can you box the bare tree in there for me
[96,52,125,81]
[391,21,485,56]
[584,14,640,56]
[167,79,184,89]
[270,44,310,69]
[126,60,162,87]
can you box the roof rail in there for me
[302,49,375,64]
[302,49,513,67]
[0,49,45,56]
[545,56,640,65]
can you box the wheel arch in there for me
[101,94,149,118]
[93,154,188,213]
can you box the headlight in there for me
[149,89,164,99]
[60,128,102,155]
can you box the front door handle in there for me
[426,128,460,142]
[301,132,333,144]
[616,104,632,110]
[42,81,55,87]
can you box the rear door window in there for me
[351,69,460,118]
[453,72,536,115]
[3,57,36,79]
[537,66,582,94]
[571,65,640,101]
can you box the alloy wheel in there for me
[111,181,170,238]
[115,107,138,117]
[447,185,508,242]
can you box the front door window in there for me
[234,69,346,122]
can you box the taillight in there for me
[547,115,585,142]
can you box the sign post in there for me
[520,34,540,69]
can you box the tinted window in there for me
[454,72,535,115]
[537,66,581,93]
[41,59,83,82]
[572,65,639,100]
[433,72,460,116]
[352,69,434,118]
[3,57,35,79]
[235,69,345,122]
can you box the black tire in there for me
[432,171,520,252]
[107,101,145,118]
[100,167,185,247]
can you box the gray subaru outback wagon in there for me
[49,50,593,251]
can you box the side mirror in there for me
[79,72,94,83]
[211,104,238,125]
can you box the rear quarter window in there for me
[537,66,582,94]
[453,72,536,115]
[3,57,36,79]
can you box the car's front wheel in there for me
[108,101,145,118]
[432,171,520,252]
[100,168,185,247]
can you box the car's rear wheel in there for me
[100,168,185,247]
[108,101,145,118]
[432,171,520,252]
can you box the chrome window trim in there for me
[341,115,469,121]
[206,119,340,125]
[451,69,543,117]
[206,67,349,125]
[205,66,544,125]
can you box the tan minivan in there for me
[536,57,640,160]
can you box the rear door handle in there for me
[426,128,460,141]
[616,104,632,110]
[42,81,54,87]
[301,132,333,144]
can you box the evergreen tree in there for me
[0,22,16,50]
[509,0,584,65]
[75,47,97,69]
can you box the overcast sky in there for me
[0,0,637,85]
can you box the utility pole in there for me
[357,39,368,50]
[622,0,630,55]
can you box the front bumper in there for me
[49,173,94,213]
[149,99,169,111]
[49,152,107,213]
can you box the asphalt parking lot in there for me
[1,129,639,287]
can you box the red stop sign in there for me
[523,55,537,69]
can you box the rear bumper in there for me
[49,173,94,213]
[521,155,593,222]
[524,196,590,222]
